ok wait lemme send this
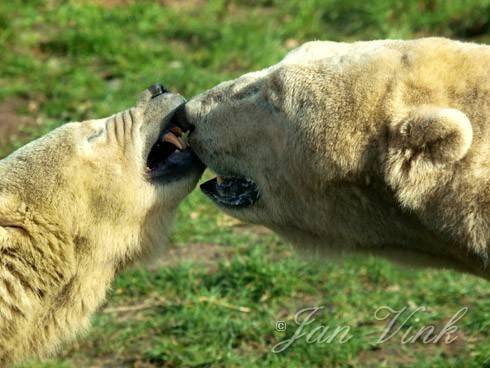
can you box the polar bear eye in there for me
[87,129,104,142]
[233,85,261,100]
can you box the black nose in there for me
[148,83,170,98]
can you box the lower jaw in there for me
[200,176,260,208]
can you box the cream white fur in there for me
[185,38,490,278]
[0,91,203,365]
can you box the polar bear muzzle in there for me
[170,102,260,208]
[146,127,200,182]
[145,92,203,183]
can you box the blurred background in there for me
[1,0,490,367]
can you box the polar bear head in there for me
[0,88,203,267]
[179,39,490,276]
[0,87,204,362]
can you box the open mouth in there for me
[146,124,202,182]
[168,99,259,208]
[200,176,260,208]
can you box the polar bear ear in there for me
[393,106,473,165]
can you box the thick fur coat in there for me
[0,90,203,365]
[184,38,490,278]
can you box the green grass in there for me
[1,0,490,367]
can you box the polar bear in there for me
[0,85,203,365]
[174,38,490,278]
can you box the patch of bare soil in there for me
[86,0,205,9]
[84,0,132,7]
[159,0,206,9]
[0,98,40,155]
[148,242,235,271]
[357,328,468,367]
[216,214,273,236]
[146,218,274,270]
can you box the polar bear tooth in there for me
[163,132,187,150]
